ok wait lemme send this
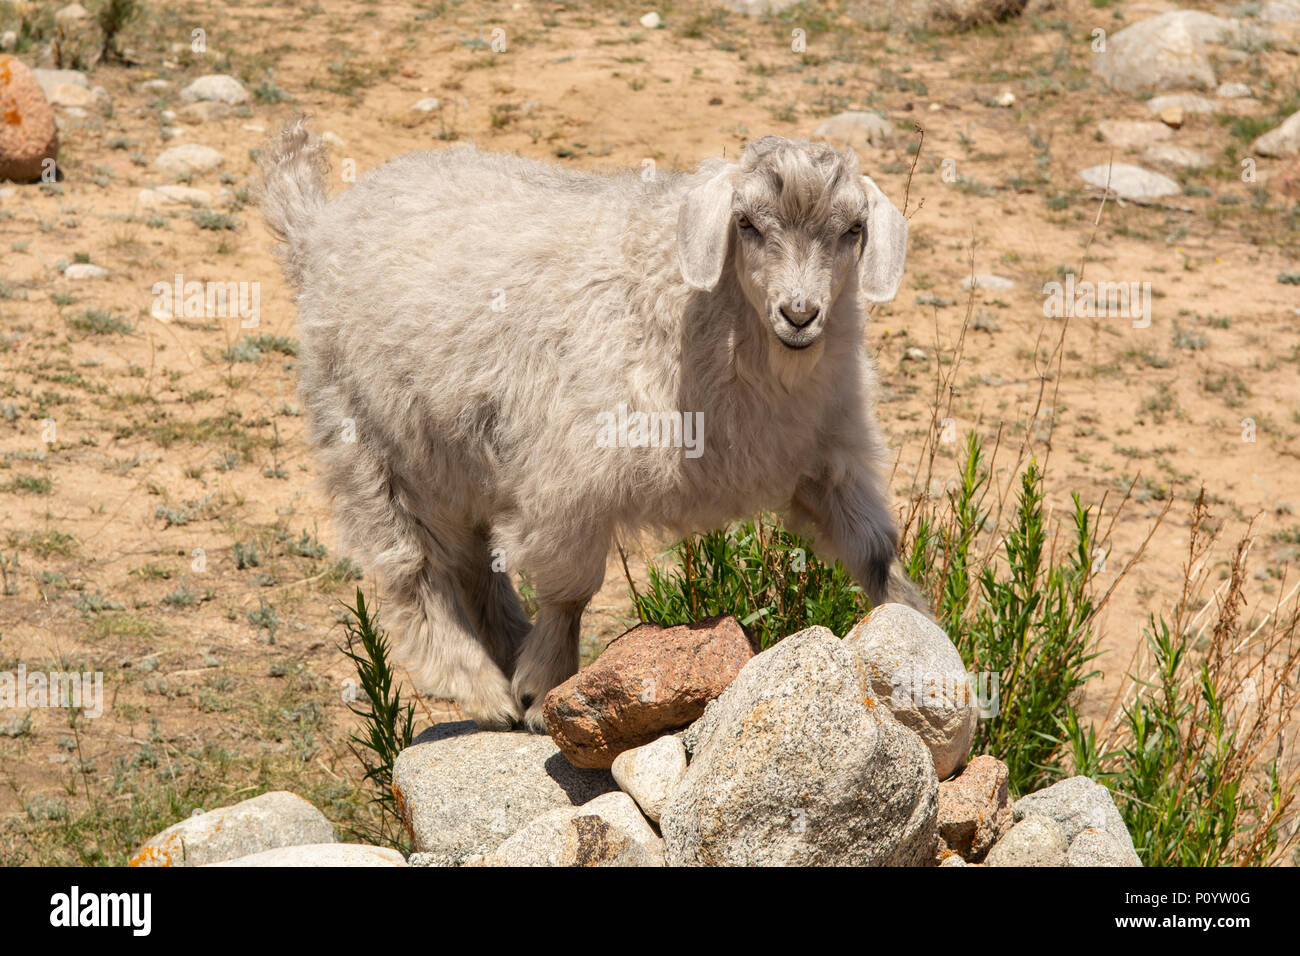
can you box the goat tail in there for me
[258,114,330,287]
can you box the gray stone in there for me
[153,144,223,179]
[392,721,616,858]
[940,853,969,866]
[1067,828,1142,867]
[962,273,1016,291]
[32,69,88,95]
[130,791,336,867]
[481,794,661,867]
[1216,82,1252,99]
[180,74,250,106]
[1092,11,1240,94]
[412,97,441,112]
[1012,775,1140,864]
[575,791,665,865]
[1146,93,1218,115]
[208,843,405,867]
[984,815,1067,866]
[63,264,107,280]
[662,627,938,866]
[844,603,977,780]
[1097,119,1172,150]
[46,84,97,109]
[1142,143,1212,169]
[1252,111,1300,158]
[811,111,894,149]
[1079,163,1181,200]
[721,0,803,14]
[611,734,687,823]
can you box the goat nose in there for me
[780,304,820,328]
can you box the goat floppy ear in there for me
[677,162,738,291]
[858,175,908,303]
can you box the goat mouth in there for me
[770,317,822,350]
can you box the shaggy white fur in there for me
[260,118,923,730]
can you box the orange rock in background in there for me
[0,54,59,182]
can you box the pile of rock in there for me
[130,606,1140,867]
[390,605,1142,867]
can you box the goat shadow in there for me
[410,720,615,804]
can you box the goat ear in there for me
[677,163,738,291]
[858,175,908,303]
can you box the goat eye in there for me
[737,214,757,232]
[846,223,863,236]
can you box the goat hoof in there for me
[521,700,548,734]
[462,679,524,731]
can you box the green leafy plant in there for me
[627,517,868,650]
[339,589,414,851]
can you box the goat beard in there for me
[765,328,825,392]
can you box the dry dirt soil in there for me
[0,0,1297,863]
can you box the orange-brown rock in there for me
[543,615,756,769]
[936,753,1013,862]
[0,55,58,182]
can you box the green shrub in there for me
[624,436,1299,865]
[340,589,414,851]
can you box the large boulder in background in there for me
[391,721,616,862]
[0,55,58,182]
[129,791,336,867]
[543,615,755,769]
[1092,11,1241,94]
[844,604,978,780]
[662,627,938,866]
[1253,110,1300,157]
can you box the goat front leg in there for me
[506,523,611,732]
[790,467,931,616]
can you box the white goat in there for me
[260,118,923,730]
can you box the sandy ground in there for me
[0,0,1297,859]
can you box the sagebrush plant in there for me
[339,588,414,851]
[1068,492,1300,867]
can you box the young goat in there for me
[260,119,925,730]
